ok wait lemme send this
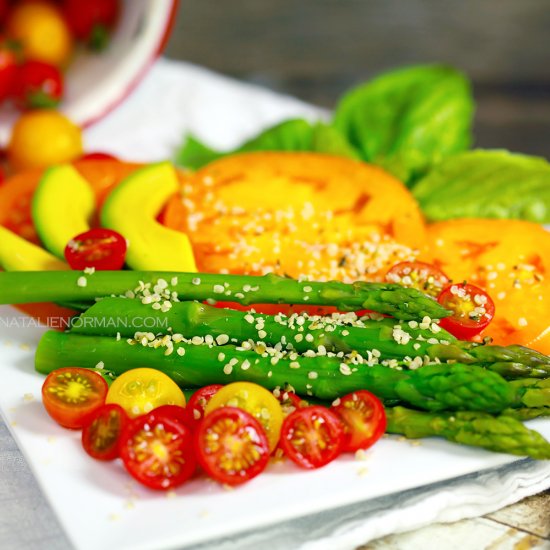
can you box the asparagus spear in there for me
[35,331,516,412]
[385,406,550,459]
[0,271,449,321]
[72,298,550,378]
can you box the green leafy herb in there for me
[412,150,550,223]
[333,64,474,185]
[175,119,360,169]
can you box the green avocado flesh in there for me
[32,164,95,259]
[100,162,197,271]
[0,226,68,271]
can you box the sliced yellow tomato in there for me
[427,219,550,353]
[106,368,186,418]
[205,382,283,452]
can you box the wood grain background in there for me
[165,0,550,156]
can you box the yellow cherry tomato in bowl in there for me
[105,368,186,418]
[8,110,83,170]
[6,0,73,66]
[205,382,283,452]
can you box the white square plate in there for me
[1,305,549,550]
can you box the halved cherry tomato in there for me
[331,391,386,452]
[81,403,128,460]
[187,385,223,423]
[12,60,64,109]
[119,410,196,490]
[194,406,270,486]
[63,0,119,50]
[106,368,186,418]
[64,228,127,270]
[386,261,449,297]
[80,152,118,162]
[280,406,344,469]
[437,283,495,340]
[149,404,194,428]
[205,382,283,452]
[275,387,307,417]
[42,367,108,429]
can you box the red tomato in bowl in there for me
[63,0,119,50]
[42,367,108,430]
[0,39,18,102]
[64,228,127,270]
[12,60,64,109]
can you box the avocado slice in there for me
[100,162,197,271]
[32,164,95,259]
[0,226,68,271]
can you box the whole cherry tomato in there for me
[63,0,119,50]
[8,110,83,170]
[0,39,18,103]
[80,152,119,161]
[12,60,64,109]
[6,1,73,66]
[65,228,127,271]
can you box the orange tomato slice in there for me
[427,219,550,353]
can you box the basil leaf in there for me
[413,150,550,223]
[175,119,359,169]
[333,64,474,185]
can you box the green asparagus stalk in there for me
[509,378,550,409]
[502,408,550,421]
[0,270,449,320]
[72,298,550,377]
[35,330,516,412]
[385,406,550,459]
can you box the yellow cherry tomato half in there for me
[204,382,283,452]
[6,1,73,66]
[106,368,186,418]
[8,110,83,170]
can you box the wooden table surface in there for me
[164,1,550,547]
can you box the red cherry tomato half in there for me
[0,40,18,102]
[42,367,108,430]
[81,152,119,161]
[12,60,64,109]
[149,404,194,429]
[275,388,307,417]
[194,406,270,486]
[331,391,386,453]
[437,283,496,340]
[65,228,127,270]
[386,261,450,297]
[187,385,223,423]
[119,410,196,490]
[82,403,128,460]
[63,0,119,50]
[280,406,344,469]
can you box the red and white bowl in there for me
[0,0,179,146]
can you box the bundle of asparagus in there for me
[1,271,549,458]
